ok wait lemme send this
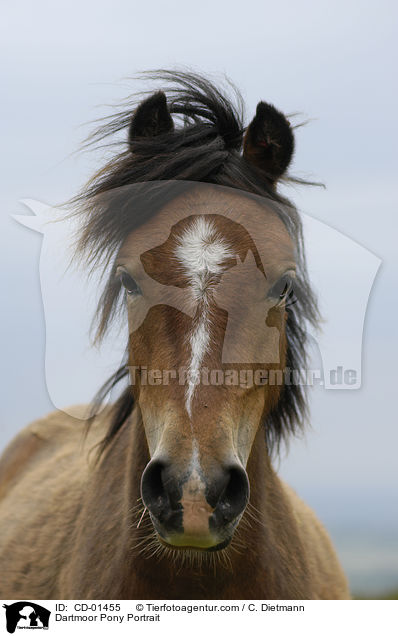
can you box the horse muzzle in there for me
[140,457,249,550]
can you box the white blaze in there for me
[175,217,234,416]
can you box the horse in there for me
[0,71,349,599]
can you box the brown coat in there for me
[0,406,349,599]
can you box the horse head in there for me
[75,72,318,553]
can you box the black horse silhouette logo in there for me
[3,602,50,633]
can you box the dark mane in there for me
[72,70,320,455]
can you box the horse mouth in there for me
[147,506,241,552]
[147,509,237,551]
[158,536,232,552]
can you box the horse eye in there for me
[119,271,141,296]
[267,274,293,305]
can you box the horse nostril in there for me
[213,465,249,524]
[141,459,165,515]
[140,459,182,519]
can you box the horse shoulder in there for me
[0,405,107,501]
[280,481,350,599]
[0,406,112,598]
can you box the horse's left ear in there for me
[128,91,174,150]
[243,102,294,184]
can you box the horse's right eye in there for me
[119,271,142,296]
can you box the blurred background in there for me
[1,0,397,598]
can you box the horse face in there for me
[117,187,295,550]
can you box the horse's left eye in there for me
[267,274,294,305]
[119,271,142,296]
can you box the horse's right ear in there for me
[128,91,174,150]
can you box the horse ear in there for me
[243,102,294,184]
[128,91,174,150]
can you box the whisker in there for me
[136,507,148,528]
